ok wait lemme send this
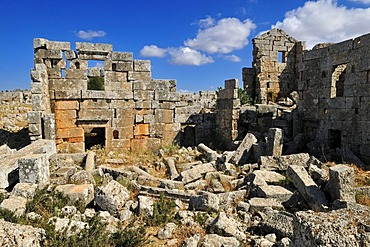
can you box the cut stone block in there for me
[197,143,219,162]
[189,191,220,212]
[253,170,286,183]
[230,133,257,165]
[11,183,38,199]
[95,180,130,214]
[266,128,283,157]
[0,196,27,216]
[18,153,50,186]
[256,185,293,202]
[0,219,45,246]
[260,153,321,171]
[179,163,216,184]
[286,165,328,211]
[328,165,355,202]
[55,184,94,206]
[248,197,284,214]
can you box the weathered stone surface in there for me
[179,163,216,184]
[0,196,27,216]
[201,234,240,247]
[11,183,38,199]
[157,222,177,240]
[292,208,370,246]
[328,164,355,202]
[95,180,130,214]
[260,153,321,171]
[256,185,293,202]
[286,165,328,211]
[137,195,154,217]
[18,153,50,186]
[230,133,257,165]
[266,128,283,157]
[165,157,179,180]
[249,197,284,214]
[69,170,96,185]
[0,219,45,246]
[209,212,246,241]
[197,143,219,162]
[189,191,220,212]
[258,209,294,238]
[55,184,94,205]
[253,170,286,184]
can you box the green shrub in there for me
[111,223,148,247]
[147,194,177,226]
[88,76,104,90]
[0,208,20,223]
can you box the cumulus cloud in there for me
[223,55,242,62]
[77,30,106,40]
[349,0,370,4]
[273,0,370,48]
[168,47,214,66]
[185,17,256,54]
[140,45,167,57]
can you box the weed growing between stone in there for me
[147,193,177,227]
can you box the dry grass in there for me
[348,164,370,187]
[356,192,370,207]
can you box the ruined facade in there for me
[244,28,370,163]
[28,39,238,152]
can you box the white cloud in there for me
[77,30,106,40]
[185,18,256,54]
[223,55,241,62]
[349,0,370,4]
[167,47,214,66]
[140,45,167,57]
[273,0,370,48]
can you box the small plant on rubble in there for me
[147,194,177,226]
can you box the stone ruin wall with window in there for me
[28,38,241,153]
[243,28,370,163]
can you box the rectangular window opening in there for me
[278,51,286,63]
[329,129,342,149]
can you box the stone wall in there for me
[298,32,370,163]
[243,29,305,103]
[28,38,220,152]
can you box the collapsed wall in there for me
[28,39,236,152]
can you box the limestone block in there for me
[155,109,174,123]
[27,111,42,124]
[35,49,63,59]
[111,51,133,61]
[33,38,48,49]
[95,180,130,214]
[133,90,154,100]
[55,109,77,120]
[43,113,56,140]
[87,67,101,77]
[225,79,238,89]
[266,128,283,157]
[64,50,77,60]
[328,165,355,202]
[112,127,133,139]
[70,59,88,70]
[180,163,216,184]
[55,100,79,110]
[134,123,149,136]
[128,71,151,81]
[154,90,179,101]
[76,42,112,53]
[11,183,38,199]
[198,143,219,162]
[46,41,70,50]
[201,234,239,247]
[144,114,155,124]
[230,133,257,165]
[65,69,86,79]
[286,165,328,211]
[209,212,246,242]
[105,81,132,92]
[109,139,131,150]
[137,195,154,217]
[0,219,45,246]
[248,198,284,214]
[165,158,179,180]
[49,78,87,91]
[28,123,42,136]
[260,153,321,171]
[47,68,61,79]
[0,196,27,216]
[18,153,50,186]
[31,82,42,94]
[134,60,151,72]
[259,209,294,239]
[218,88,238,99]
[135,100,151,109]
[132,80,155,90]
[112,61,133,71]
[189,191,220,212]
[55,184,94,205]
[56,127,84,139]
[54,90,82,100]
[30,69,47,82]
[157,222,177,240]
[78,108,112,120]
[255,185,293,202]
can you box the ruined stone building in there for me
[28,39,239,153]
[243,28,370,163]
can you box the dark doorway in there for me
[329,129,341,149]
[84,127,105,150]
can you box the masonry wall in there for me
[297,32,370,163]
[28,38,219,153]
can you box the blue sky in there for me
[1,0,370,92]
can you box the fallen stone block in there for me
[0,219,45,246]
[11,183,38,199]
[189,191,220,212]
[137,195,154,217]
[260,153,321,171]
[95,180,130,214]
[255,185,293,202]
[137,175,184,190]
[69,170,96,185]
[253,170,286,184]
[209,212,247,242]
[201,234,239,247]
[308,163,328,186]
[230,133,257,165]
[55,183,94,206]
[49,217,88,236]
[197,143,219,162]
[266,128,283,157]
[179,163,216,184]
[165,157,179,180]
[328,165,355,203]
[258,209,294,239]
[286,165,328,211]
[0,196,27,216]
[218,190,247,210]
[248,198,284,214]
[85,151,96,172]
[18,153,50,186]
[139,185,196,201]
[157,222,177,240]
